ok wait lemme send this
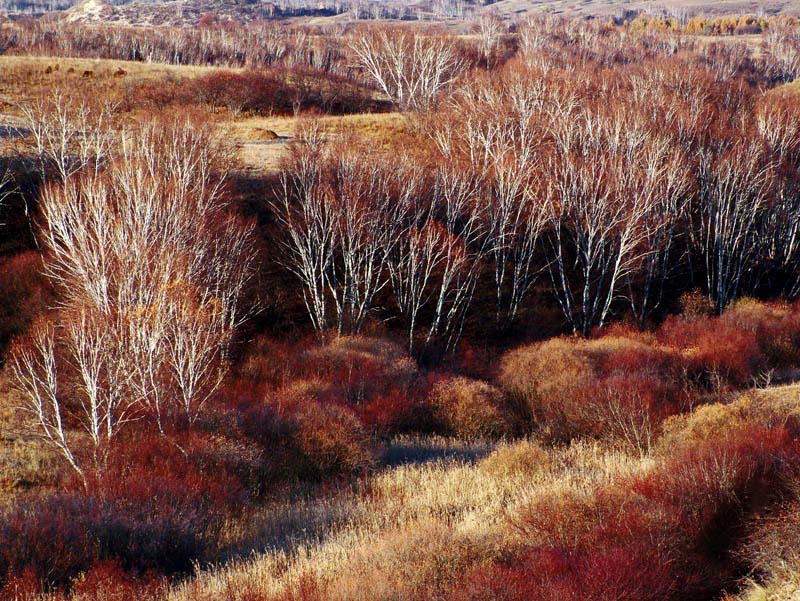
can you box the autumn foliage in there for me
[4,12,800,601]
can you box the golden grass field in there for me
[0,56,408,175]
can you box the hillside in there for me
[483,0,800,19]
[4,0,799,26]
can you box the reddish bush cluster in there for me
[498,332,687,447]
[126,68,378,117]
[0,428,256,593]
[449,422,800,601]
[658,298,800,386]
[239,336,434,438]
[658,315,765,388]
[498,299,800,446]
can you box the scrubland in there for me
[3,9,800,601]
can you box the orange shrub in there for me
[497,335,685,445]
[290,400,376,478]
[273,385,376,479]
[497,337,593,439]
[428,376,515,440]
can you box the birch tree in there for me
[544,110,668,335]
[351,29,467,112]
[19,91,115,184]
[10,118,256,479]
[272,125,421,335]
[697,141,774,313]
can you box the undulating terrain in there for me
[2,4,800,601]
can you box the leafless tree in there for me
[273,123,421,336]
[11,118,256,471]
[544,109,669,335]
[18,91,116,184]
[765,177,800,300]
[351,29,467,112]
[328,149,419,334]
[10,321,83,484]
[486,158,549,326]
[389,216,450,353]
[696,141,774,313]
[755,93,800,299]
[625,138,693,326]
[424,167,489,352]
[10,310,138,488]
[756,92,800,166]
[432,73,549,327]
[476,14,503,67]
[764,25,800,83]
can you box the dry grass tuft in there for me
[478,439,550,480]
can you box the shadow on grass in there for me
[380,434,495,467]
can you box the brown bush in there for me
[428,376,514,440]
[497,335,685,446]
[276,386,376,478]
[657,401,751,455]
[300,336,418,403]
[0,252,53,354]
[679,289,716,319]
[497,337,593,438]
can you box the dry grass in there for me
[190,385,797,601]
[166,439,649,601]
[0,56,220,114]
[0,56,406,175]
[228,113,408,175]
[0,372,60,503]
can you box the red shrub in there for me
[721,299,800,368]
[633,424,798,536]
[188,68,374,117]
[354,385,435,435]
[465,423,800,601]
[0,567,41,601]
[69,560,165,601]
[0,251,52,352]
[450,542,682,601]
[124,76,192,112]
[0,494,98,590]
[657,315,765,387]
[100,432,245,509]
